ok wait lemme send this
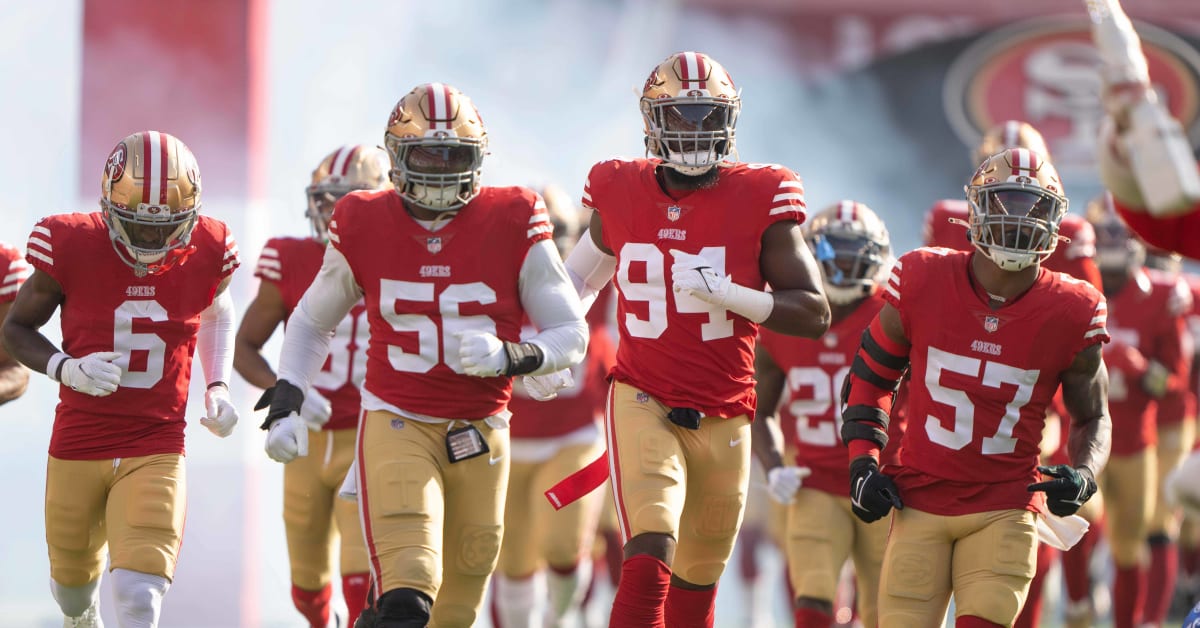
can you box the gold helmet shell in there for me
[805,201,892,305]
[100,131,201,276]
[383,83,487,212]
[306,144,391,240]
[966,148,1068,272]
[641,52,740,175]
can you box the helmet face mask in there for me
[305,145,391,240]
[100,131,201,276]
[384,83,488,213]
[966,148,1068,272]
[641,52,740,176]
[806,201,892,305]
[1088,195,1146,276]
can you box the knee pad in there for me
[112,568,170,628]
[375,588,433,627]
[50,577,101,618]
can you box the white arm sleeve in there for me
[564,230,617,313]
[520,239,589,375]
[197,287,235,387]
[276,246,362,390]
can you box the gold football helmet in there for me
[966,148,1069,272]
[974,120,1051,165]
[641,51,740,175]
[805,201,892,305]
[100,131,201,276]
[383,83,487,212]
[306,145,390,240]
[1087,192,1146,275]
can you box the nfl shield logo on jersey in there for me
[666,205,681,221]
[426,237,442,254]
[984,315,999,333]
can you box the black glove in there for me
[255,379,304,430]
[849,457,903,523]
[1027,464,1097,517]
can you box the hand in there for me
[766,466,812,505]
[264,414,309,463]
[201,385,239,438]
[299,387,332,431]
[522,369,575,401]
[1141,359,1169,399]
[59,351,123,397]
[457,330,508,377]
[669,249,731,307]
[1028,464,1098,517]
[849,457,903,523]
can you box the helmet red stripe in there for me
[159,133,169,204]
[341,146,359,176]
[695,53,707,90]
[679,52,691,88]
[142,133,152,204]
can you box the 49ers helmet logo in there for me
[105,142,127,182]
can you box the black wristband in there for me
[502,341,545,376]
[257,380,304,430]
[207,381,227,390]
[53,359,67,383]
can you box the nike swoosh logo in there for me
[729,436,744,448]
[489,454,505,466]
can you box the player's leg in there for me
[736,461,769,626]
[667,414,751,628]
[285,428,338,628]
[105,454,187,628]
[605,382,688,628]
[358,411,446,627]
[429,419,507,628]
[950,509,1038,627]
[1061,493,1105,627]
[492,459,545,628]
[1012,543,1057,628]
[849,500,891,628]
[877,507,954,627]
[329,427,370,627]
[1104,449,1155,628]
[46,457,109,625]
[785,488,855,627]
[1147,418,1194,624]
[536,439,604,625]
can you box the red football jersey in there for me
[758,293,903,495]
[0,241,31,304]
[255,237,367,431]
[509,322,616,439]
[1105,269,1191,450]
[922,199,971,251]
[583,158,807,418]
[329,187,551,420]
[884,248,1108,515]
[26,213,239,459]
[1113,196,1200,260]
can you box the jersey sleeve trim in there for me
[883,258,902,305]
[220,231,241,279]
[254,241,284,283]
[527,196,553,243]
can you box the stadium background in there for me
[1,0,1199,625]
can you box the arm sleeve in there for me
[197,287,234,387]
[564,230,617,312]
[276,245,362,390]
[519,239,589,375]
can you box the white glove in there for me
[1084,0,1149,90]
[669,249,774,323]
[522,369,575,401]
[299,387,333,431]
[457,330,508,377]
[264,414,309,463]
[766,466,812,505]
[54,351,123,397]
[200,385,239,438]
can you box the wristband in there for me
[46,352,70,383]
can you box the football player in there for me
[490,185,614,628]
[0,241,31,404]
[1086,197,1190,628]
[1087,0,1200,259]
[842,148,1112,627]
[557,51,830,627]
[258,83,588,628]
[751,201,899,628]
[235,145,391,628]
[1,131,240,627]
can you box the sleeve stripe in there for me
[885,285,901,301]
[0,285,18,296]
[32,226,51,237]
[772,193,805,203]
[27,249,52,265]
[777,180,804,190]
[893,259,903,270]
[1089,315,1106,325]
[257,268,282,281]
[28,237,51,252]
[261,247,279,258]
[225,235,236,245]
[8,260,29,271]
[328,232,340,243]
[887,271,901,287]
[221,261,238,273]
[223,247,239,260]
[527,224,554,238]
[1084,327,1107,339]
[4,270,30,283]
[582,190,592,202]
[768,206,803,216]
[529,214,550,224]
[257,259,282,270]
